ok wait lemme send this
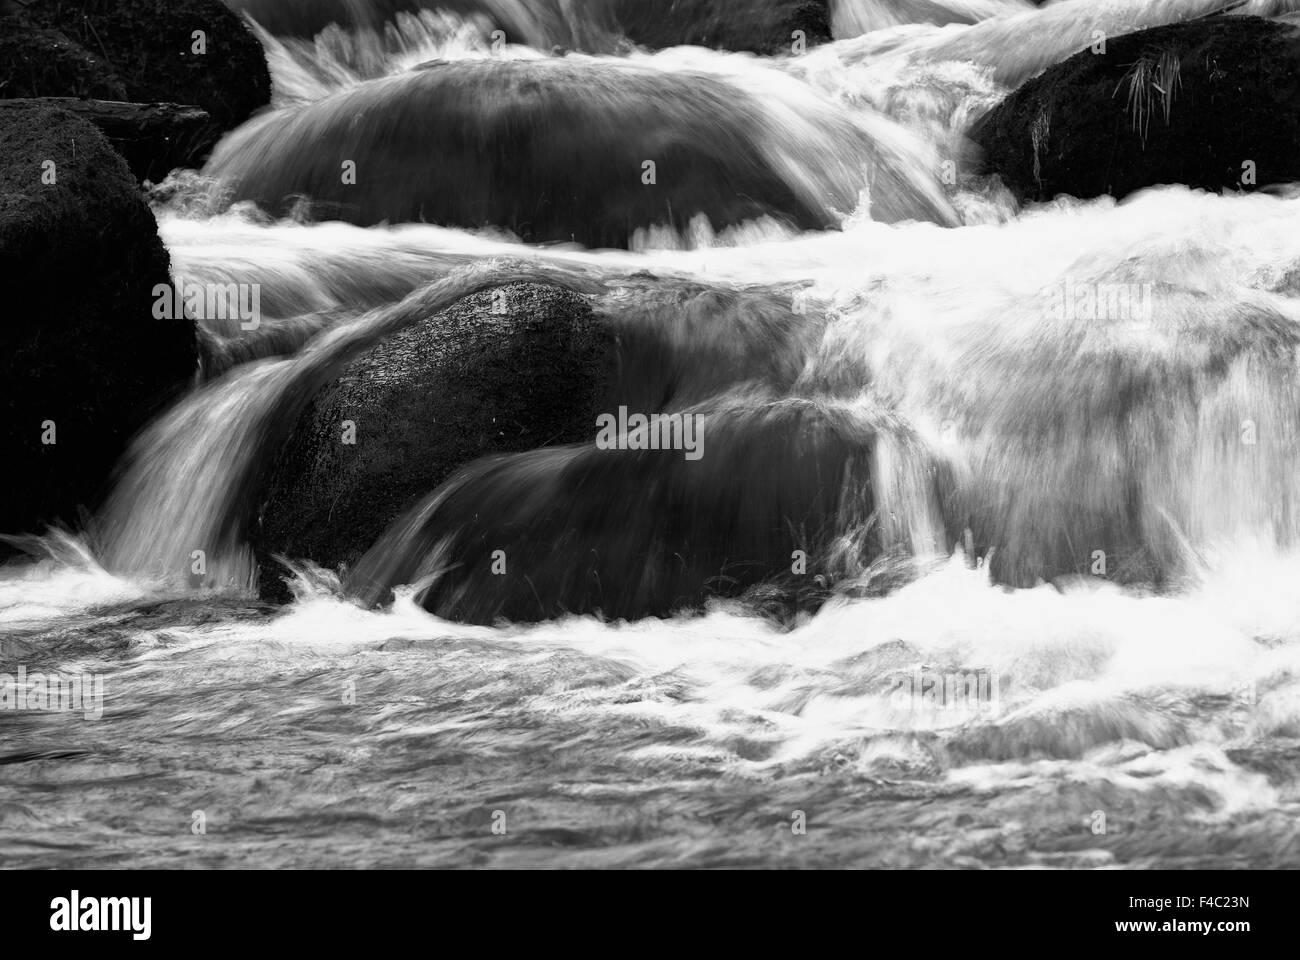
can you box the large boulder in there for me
[331,279,906,624]
[0,104,197,551]
[972,17,1300,203]
[205,56,952,244]
[252,272,855,616]
[9,0,271,176]
[255,282,616,599]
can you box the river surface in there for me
[3,0,1299,868]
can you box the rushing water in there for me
[3,0,1300,868]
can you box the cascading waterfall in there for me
[5,0,1300,868]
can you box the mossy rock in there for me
[17,0,271,164]
[0,23,127,100]
[0,103,196,549]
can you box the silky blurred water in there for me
[3,0,1300,868]
[3,535,1297,867]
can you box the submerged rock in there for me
[0,104,196,551]
[255,282,616,600]
[206,56,952,244]
[345,397,881,623]
[972,17,1300,203]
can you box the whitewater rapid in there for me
[4,0,1300,867]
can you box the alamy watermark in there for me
[595,406,705,461]
[153,281,261,330]
[885,667,1002,715]
[0,666,104,720]
[1044,280,1153,321]
[50,891,150,940]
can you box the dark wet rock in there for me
[0,14,212,180]
[0,104,196,551]
[0,99,214,184]
[345,397,882,624]
[259,274,905,621]
[972,17,1300,203]
[255,282,616,601]
[12,0,271,173]
[0,21,127,100]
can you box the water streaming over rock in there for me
[4,0,1300,867]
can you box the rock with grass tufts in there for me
[971,17,1300,203]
